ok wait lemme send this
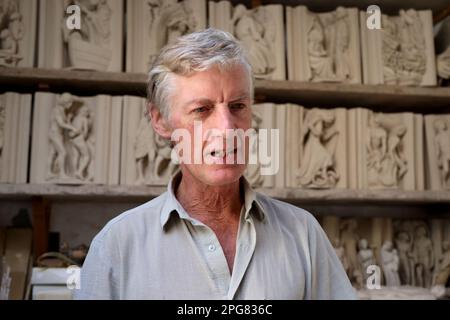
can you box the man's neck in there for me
[175,169,243,227]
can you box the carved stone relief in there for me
[31,92,122,185]
[127,0,206,72]
[425,115,450,190]
[286,6,361,83]
[0,0,37,67]
[394,220,435,288]
[209,1,285,80]
[360,9,436,86]
[349,109,423,190]
[38,0,123,71]
[46,93,95,183]
[121,96,178,186]
[287,106,348,189]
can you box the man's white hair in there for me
[147,28,253,119]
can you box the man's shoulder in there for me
[94,192,168,241]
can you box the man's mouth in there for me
[209,148,237,158]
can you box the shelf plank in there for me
[1,183,450,205]
[1,68,450,113]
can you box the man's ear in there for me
[149,103,172,139]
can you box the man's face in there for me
[168,64,252,186]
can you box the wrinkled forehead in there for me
[171,64,253,103]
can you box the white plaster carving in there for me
[360,9,437,86]
[209,1,285,80]
[287,106,348,189]
[38,0,123,71]
[349,108,423,190]
[31,92,122,185]
[121,96,178,186]
[425,114,450,190]
[0,0,37,67]
[126,0,206,72]
[286,6,361,83]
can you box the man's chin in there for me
[198,164,246,186]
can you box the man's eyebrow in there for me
[183,93,250,108]
[229,92,251,102]
[182,98,214,109]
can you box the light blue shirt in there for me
[75,172,356,299]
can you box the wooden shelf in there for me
[1,67,450,113]
[1,183,450,206]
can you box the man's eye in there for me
[230,103,246,110]
[194,106,210,113]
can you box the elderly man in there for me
[76,28,356,300]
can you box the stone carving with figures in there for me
[357,238,375,283]
[433,119,450,189]
[232,4,275,78]
[146,0,196,66]
[424,115,450,190]
[340,219,363,288]
[0,0,24,66]
[349,109,423,190]
[209,1,285,80]
[47,93,94,182]
[432,241,450,287]
[366,114,408,188]
[62,0,113,70]
[121,96,178,186]
[39,0,122,71]
[412,225,435,288]
[395,231,415,285]
[0,0,36,67]
[287,5,361,83]
[297,108,339,188]
[126,0,205,72]
[381,241,401,287]
[134,107,156,185]
[31,92,122,185]
[332,237,350,276]
[360,8,436,86]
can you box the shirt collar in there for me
[160,170,266,230]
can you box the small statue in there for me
[395,231,415,285]
[433,119,450,189]
[332,237,349,275]
[357,238,376,282]
[433,241,450,287]
[412,225,435,288]
[381,241,401,287]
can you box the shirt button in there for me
[208,244,216,252]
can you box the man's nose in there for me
[213,104,236,132]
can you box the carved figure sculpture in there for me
[297,108,339,188]
[381,241,401,287]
